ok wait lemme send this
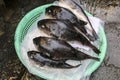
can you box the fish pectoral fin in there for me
[34,59,45,67]
[79,20,87,25]
[61,62,81,69]
[86,33,96,41]
[39,62,45,67]
[52,34,58,38]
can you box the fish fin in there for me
[72,0,99,40]
[77,51,100,61]
[89,43,101,54]
[62,63,81,69]
[90,57,100,61]
[86,34,96,41]
[92,31,99,40]
[78,20,87,25]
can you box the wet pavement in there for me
[0,0,120,80]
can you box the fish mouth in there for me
[33,37,41,45]
[45,7,50,13]
[45,14,54,19]
[27,51,41,59]
[37,21,42,27]
[37,19,46,27]
[27,51,36,59]
[27,51,31,57]
[33,37,47,46]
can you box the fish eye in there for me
[41,25,45,28]
[48,10,51,13]
[30,55,34,59]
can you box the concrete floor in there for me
[0,0,120,80]
[86,1,120,80]
[90,22,120,80]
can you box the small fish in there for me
[37,19,100,54]
[28,51,80,69]
[45,5,87,36]
[33,36,100,61]
[55,0,98,41]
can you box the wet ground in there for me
[0,0,120,80]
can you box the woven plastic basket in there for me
[14,4,107,79]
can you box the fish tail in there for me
[89,56,100,61]
[89,43,101,54]
[72,0,99,40]
[77,51,100,61]
[92,30,99,40]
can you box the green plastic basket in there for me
[14,4,107,79]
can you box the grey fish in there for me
[37,19,100,54]
[55,0,98,41]
[28,51,80,69]
[45,5,88,37]
[33,36,100,61]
